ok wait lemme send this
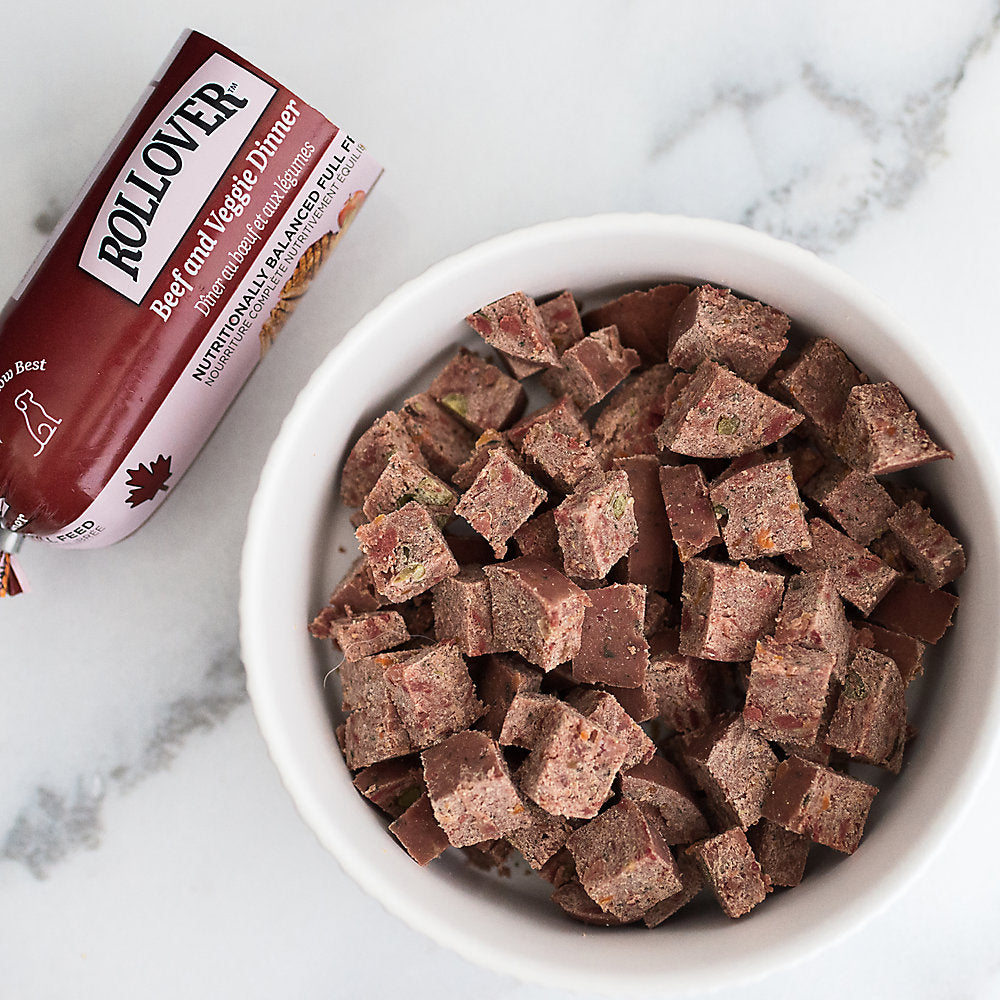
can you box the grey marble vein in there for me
[3,648,248,879]
[740,11,1000,250]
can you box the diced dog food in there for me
[317,277,966,929]
[762,756,877,854]
[498,691,560,749]
[656,360,803,458]
[676,713,779,831]
[567,687,657,770]
[747,818,810,888]
[679,558,785,662]
[429,348,527,432]
[389,793,451,866]
[517,701,628,818]
[355,501,460,603]
[383,642,484,749]
[538,290,587,355]
[325,609,410,661]
[582,283,690,363]
[431,566,498,656]
[614,455,675,590]
[485,557,590,671]
[542,325,641,411]
[837,382,952,475]
[353,756,426,818]
[826,648,907,771]
[340,411,424,508]
[465,290,560,369]
[590,363,676,467]
[362,453,458,526]
[454,446,547,557]
[869,578,959,644]
[803,460,898,546]
[742,638,835,746]
[659,463,722,562]
[709,457,810,560]
[686,827,769,918]
[667,284,789,383]
[785,518,899,615]
[619,756,710,845]
[553,470,639,580]
[421,730,529,846]
[887,501,966,589]
[571,583,649,688]
[398,392,477,482]
[475,653,544,739]
[566,798,683,921]
[771,337,866,445]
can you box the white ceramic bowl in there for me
[240,214,1000,996]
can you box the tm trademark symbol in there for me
[228,81,238,92]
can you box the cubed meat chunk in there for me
[571,583,649,689]
[614,455,675,590]
[484,557,590,671]
[383,642,484,749]
[389,793,451,865]
[398,392,476,482]
[676,713,779,830]
[517,701,628,818]
[538,290,586,354]
[421,731,529,846]
[325,609,410,661]
[667,284,789,383]
[566,798,683,921]
[542,325,641,410]
[803,459,898,546]
[505,799,574,869]
[771,337,866,445]
[826,648,907,771]
[785,518,899,615]
[353,756,426,818]
[685,827,769,918]
[656,360,802,458]
[659,463,722,562]
[431,566,498,656]
[362,453,457,526]
[465,290,560,367]
[428,348,527,432]
[355,501,459,602]
[772,570,852,680]
[590,363,676,467]
[868,578,959,644]
[454,447,547,558]
[499,691,560,749]
[582,283,690,363]
[553,470,639,580]
[520,421,601,493]
[646,629,725,734]
[619,756,710,845]
[836,381,952,475]
[474,652,544,739]
[340,411,423,507]
[567,687,656,770]
[709,457,810,560]
[747,818,810,888]
[762,755,877,854]
[679,558,785,662]
[887,501,966,589]
[742,638,835,746]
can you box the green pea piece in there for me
[716,414,741,435]
[396,785,422,811]
[440,392,468,418]
[611,492,628,519]
[843,669,868,700]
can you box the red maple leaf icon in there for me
[124,454,172,508]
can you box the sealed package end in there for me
[0,29,381,588]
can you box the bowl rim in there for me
[240,212,1000,995]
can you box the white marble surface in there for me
[3,2,1000,997]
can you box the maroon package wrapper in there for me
[0,30,382,594]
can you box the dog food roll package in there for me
[0,29,382,595]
